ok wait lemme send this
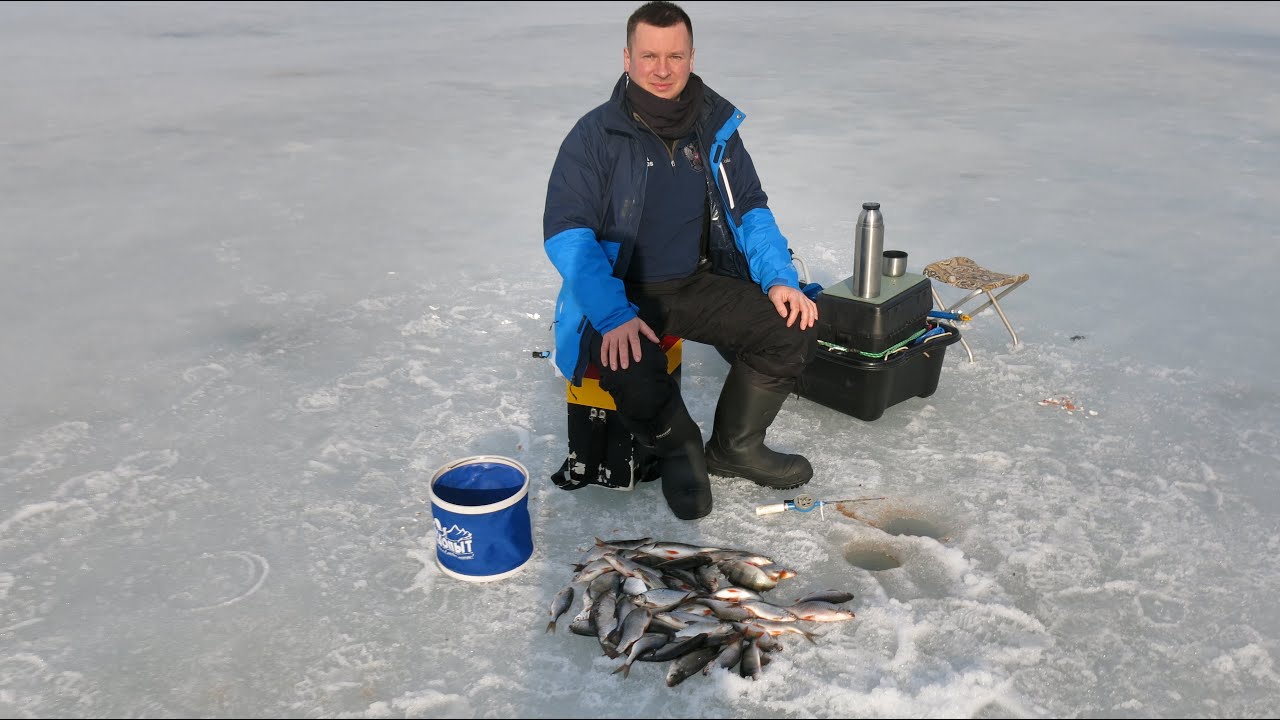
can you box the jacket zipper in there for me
[633,113,679,167]
[694,128,735,212]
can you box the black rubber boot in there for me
[704,363,813,490]
[651,400,714,521]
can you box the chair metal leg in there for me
[954,290,994,318]
[977,285,1018,345]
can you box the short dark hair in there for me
[627,1,693,48]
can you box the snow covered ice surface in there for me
[2,1,1279,717]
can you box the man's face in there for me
[623,21,694,100]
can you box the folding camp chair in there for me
[923,256,1030,363]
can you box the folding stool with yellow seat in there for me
[923,256,1030,363]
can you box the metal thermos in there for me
[853,201,884,298]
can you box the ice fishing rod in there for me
[755,494,886,519]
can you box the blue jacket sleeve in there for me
[543,118,636,335]
[724,136,800,292]
[742,207,800,291]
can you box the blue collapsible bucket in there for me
[429,456,533,582]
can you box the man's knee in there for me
[746,324,817,381]
[597,350,679,428]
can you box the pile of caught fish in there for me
[545,537,857,686]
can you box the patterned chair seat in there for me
[923,256,1030,292]
[923,256,1030,362]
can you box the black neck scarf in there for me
[625,72,705,141]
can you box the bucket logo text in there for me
[434,517,474,559]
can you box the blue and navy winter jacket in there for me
[543,73,801,384]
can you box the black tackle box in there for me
[796,323,961,422]
[815,273,933,354]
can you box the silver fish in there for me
[573,571,616,621]
[709,586,760,602]
[612,632,668,679]
[742,619,820,644]
[546,585,575,633]
[756,633,783,653]
[649,609,711,633]
[615,551,671,585]
[739,599,798,622]
[634,541,721,562]
[665,646,721,687]
[705,635,744,675]
[638,633,706,663]
[568,616,596,637]
[573,558,616,584]
[571,604,593,627]
[614,607,653,656]
[659,568,701,592]
[718,559,778,592]
[591,590,620,658]
[757,563,797,582]
[632,587,694,610]
[793,589,855,605]
[604,552,654,579]
[705,549,776,566]
[595,536,654,551]
[577,544,610,565]
[740,637,762,679]
[673,619,737,643]
[649,613,689,634]
[586,569,621,598]
[788,600,857,622]
[621,575,649,596]
[694,597,753,622]
[671,601,715,617]
[694,564,726,593]
[609,597,636,644]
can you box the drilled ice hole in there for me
[843,543,902,571]
[879,516,945,539]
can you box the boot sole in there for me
[706,463,812,491]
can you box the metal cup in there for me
[882,250,908,277]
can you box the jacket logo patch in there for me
[683,144,704,173]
